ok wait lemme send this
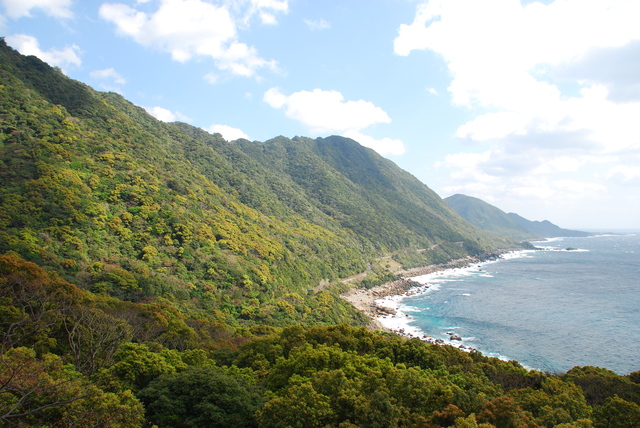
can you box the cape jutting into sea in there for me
[377,233,640,374]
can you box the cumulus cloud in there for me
[206,124,249,141]
[145,106,191,123]
[304,18,330,31]
[264,87,405,155]
[607,164,640,185]
[203,73,219,84]
[555,40,640,103]
[100,0,280,78]
[1,0,72,19]
[248,0,288,25]
[263,87,391,133]
[5,34,80,70]
[91,68,126,85]
[228,0,288,26]
[396,0,640,148]
[397,0,640,215]
[343,131,405,156]
[90,68,126,92]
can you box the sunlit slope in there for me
[1,39,515,325]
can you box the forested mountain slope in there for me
[0,39,513,327]
[444,194,540,241]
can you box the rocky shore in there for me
[341,253,505,333]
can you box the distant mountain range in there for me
[444,194,592,240]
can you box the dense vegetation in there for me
[3,255,640,427]
[1,39,637,427]
[0,39,513,328]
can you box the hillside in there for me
[2,39,639,428]
[444,194,539,241]
[0,39,515,328]
[445,194,591,240]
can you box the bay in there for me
[378,233,640,374]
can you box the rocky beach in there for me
[341,255,489,334]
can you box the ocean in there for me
[377,233,640,374]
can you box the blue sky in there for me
[3,0,640,230]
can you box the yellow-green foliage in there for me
[1,256,639,427]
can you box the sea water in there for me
[377,233,640,374]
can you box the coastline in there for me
[341,235,640,373]
[341,254,501,336]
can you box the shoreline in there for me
[340,236,639,373]
[341,253,505,336]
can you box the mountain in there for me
[506,212,592,238]
[444,194,539,240]
[445,194,591,240]
[0,39,517,328]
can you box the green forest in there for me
[1,39,639,427]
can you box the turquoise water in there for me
[389,234,640,374]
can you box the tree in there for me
[561,366,640,406]
[477,396,541,428]
[63,305,133,375]
[105,342,185,392]
[0,254,82,352]
[0,347,144,427]
[256,382,334,428]
[138,366,264,428]
[593,395,640,428]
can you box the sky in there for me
[2,0,640,230]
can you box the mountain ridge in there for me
[444,194,591,240]
[0,39,517,328]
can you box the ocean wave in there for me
[534,245,589,252]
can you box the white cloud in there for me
[263,87,391,133]
[304,18,330,31]
[1,0,72,19]
[90,68,126,85]
[89,68,126,93]
[398,0,640,224]
[436,148,609,205]
[145,106,191,123]
[100,0,278,78]
[552,179,606,197]
[146,106,176,122]
[436,151,498,184]
[206,124,249,141]
[532,156,584,175]
[394,0,640,145]
[264,87,404,155]
[607,165,640,185]
[343,130,405,156]
[5,34,80,70]
[231,0,288,26]
[203,72,219,84]
[396,0,640,152]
